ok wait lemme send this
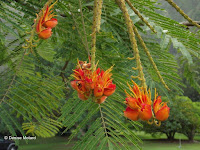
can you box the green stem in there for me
[69,4,89,55]
[131,21,170,91]
[125,0,156,33]
[116,0,147,92]
[91,0,98,71]
[79,0,90,56]
[99,104,108,137]
[165,0,200,28]
[91,0,103,71]
[96,0,103,32]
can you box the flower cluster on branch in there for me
[71,60,116,104]
[124,80,170,125]
[36,2,58,39]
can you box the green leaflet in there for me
[37,41,56,62]
[171,38,193,64]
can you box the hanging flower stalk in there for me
[118,0,170,90]
[124,80,170,126]
[22,0,58,54]
[71,0,115,104]
[91,0,103,71]
[125,0,156,33]
[130,16,170,90]
[116,0,170,125]
[71,60,116,104]
[115,0,147,91]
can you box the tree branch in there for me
[181,21,200,27]
[60,61,69,84]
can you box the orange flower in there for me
[70,79,91,101]
[38,27,52,39]
[35,1,57,39]
[124,81,170,124]
[78,92,89,101]
[43,18,58,28]
[93,67,116,97]
[71,60,116,103]
[104,84,116,96]
[70,80,87,93]
[41,4,58,28]
[94,84,104,97]
[125,97,139,109]
[153,96,170,121]
[124,107,139,121]
[124,80,152,121]
[139,103,152,121]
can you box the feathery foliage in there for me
[0,0,199,149]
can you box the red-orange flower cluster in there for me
[153,96,170,121]
[36,2,58,39]
[124,80,170,123]
[71,61,116,104]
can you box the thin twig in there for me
[79,0,90,56]
[131,21,170,90]
[181,21,200,27]
[69,4,89,54]
[165,0,200,29]
[60,61,69,85]
[99,104,108,137]
[125,0,156,33]
[91,0,98,71]
[90,0,103,71]
[96,0,103,32]
[0,51,26,104]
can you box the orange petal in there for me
[96,68,101,74]
[78,69,84,78]
[141,94,151,105]
[132,83,140,97]
[43,18,58,28]
[100,70,104,77]
[70,80,86,93]
[36,17,42,33]
[38,28,52,39]
[42,5,49,24]
[153,96,162,114]
[125,97,139,109]
[139,103,152,121]
[94,85,104,97]
[155,104,170,121]
[103,84,116,96]
[124,107,139,121]
[85,77,93,90]
[96,96,107,104]
[71,80,78,90]
[78,93,88,101]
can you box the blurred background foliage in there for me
[0,0,200,149]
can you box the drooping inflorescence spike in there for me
[125,0,157,33]
[130,15,170,91]
[165,0,200,29]
[116,0,147,92]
